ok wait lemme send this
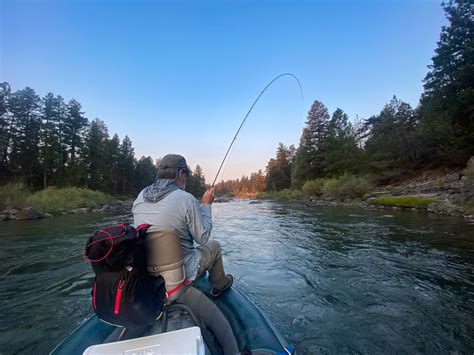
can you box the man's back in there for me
[132,188,212,281]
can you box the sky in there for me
[1,0,447,182]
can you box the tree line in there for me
[264,0,473,193]
[215,171,265,197]
[0,85,207,197]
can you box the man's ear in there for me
[177,170,186,183]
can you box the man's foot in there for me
[211,274,233,297]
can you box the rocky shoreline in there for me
[0,199,133,221]
[305,157,474,220]
[2,158,473,221]
[305,199,473,220]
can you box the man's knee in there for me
[207,240,222,258]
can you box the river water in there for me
[0,200,473,354]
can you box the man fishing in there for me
[132,154,233,297]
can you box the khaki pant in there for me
[197,240,227,290]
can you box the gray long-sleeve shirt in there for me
[132,188,212,281]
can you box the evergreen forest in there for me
[0,86,207,198]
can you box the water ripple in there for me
[1,202,473,354]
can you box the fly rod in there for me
[211,73,303,188]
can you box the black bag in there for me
[85,223,166,328]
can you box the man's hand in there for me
[202,187,216,205]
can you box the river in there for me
[0,200,473,354]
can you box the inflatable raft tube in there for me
[51,276,294,354]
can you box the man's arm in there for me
[185,196,213,245]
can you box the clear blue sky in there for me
[1,0,446,181]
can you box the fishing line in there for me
[211,73,304,188]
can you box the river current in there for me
[0,200,473,354]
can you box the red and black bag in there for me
[84,223,166,328]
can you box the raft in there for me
[51,276,295,355]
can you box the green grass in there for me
[463,198,474,213]
[370,195,436,208]
[28,187,112,214]
[0,183,32,209]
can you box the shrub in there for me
[261,174,371,202]
[256,191,273,200]
[322,178,340,199]
[290,189,305,200]
[0,182,32,209]
[28,187,111,214]
[302,179,325,198]
[275,189,293,200]
[275,189,305,200]
[339,174,372,200]
[322,174,372,201]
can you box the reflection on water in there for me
[0,201,473,354]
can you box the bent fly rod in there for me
[211,73,304,188]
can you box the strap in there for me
[83,224,132,263]
[83,230,115,263]
[166,278,190,297]
[136,223,151,232]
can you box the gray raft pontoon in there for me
[51,277,295,355]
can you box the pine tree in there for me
[85,118,109,190]
[106,133,121,194]
[292,100,330,185]
[194,164,207,196]
[8,87,42,186]
[64,99,88,167]
[135,156,157,192]
[53,95,69,185]
[118,135,136,194]
[364,96,418,172]
[421,0,474,162]
[255,169,265,192]
[39,93,64,188]
[0,82,12,176]
[265,143,295,191]
[323,108,362,175]
[62,99,88,185]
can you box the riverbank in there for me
[260,157,474,220]
[0,200,133,221]
[0,185,133,221]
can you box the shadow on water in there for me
[0,201,473,354]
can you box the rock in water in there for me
[16,207,45,220]
[427,199,464,216]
